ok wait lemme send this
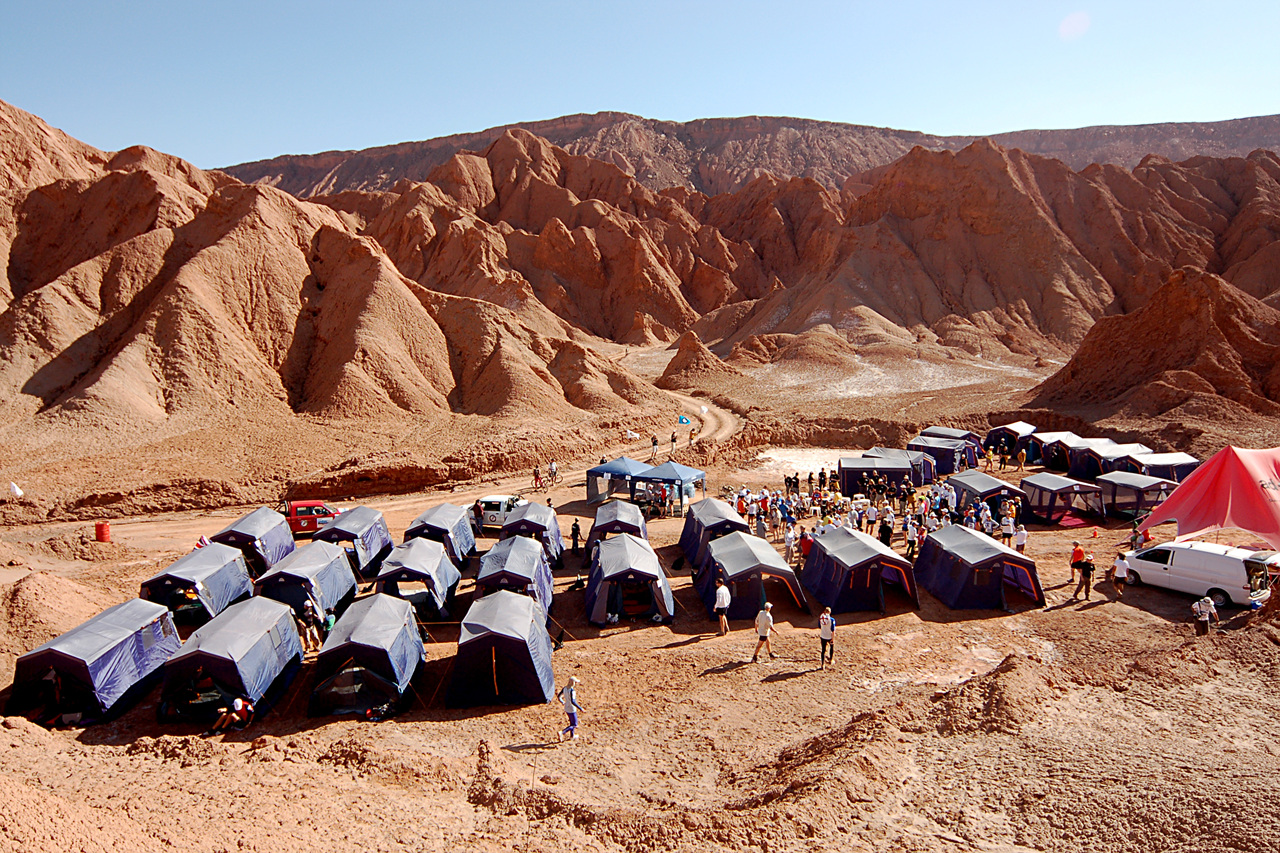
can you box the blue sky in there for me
[2,1,1278,169]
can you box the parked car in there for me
[475,495,529,531]
[278,500,341,537]
[1124,540,1279,607]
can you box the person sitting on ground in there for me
[210,696,254,732]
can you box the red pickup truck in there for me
[279,500,341,537]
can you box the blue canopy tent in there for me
[837,456,913,496]
[921,426,984,449]
[313,506,394,579]
[1095,471,1176,519]
[906,436,978,475]
[585,534,674,627]
[628,460,707,513]
[1025,431,1077,465]
[586,456,652,504]
[914,526,1044,610]
[477,536,555,615]
[586,500,648,550]
[1020,472,1104,523]
[309,594,426,718]
[1069,441,1152,481]
[947,470,1028,516]
[404,503,476,569]
[698,531,809,620]
[253,541,358,619]
[984,421,1036,453]
[159,597,303,722]
[1118,451,1201,483]
[375,538,461,620]
[7,599,180,726]
[499,503,565,567]
[678,498,749,570]
[863,447,936,485]
[447,591,555,708]
[801,527,919,613]
[140,543,252,624]
[211,506,296,578]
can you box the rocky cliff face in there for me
[223,111,1280,197]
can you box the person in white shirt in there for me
[714,579,731,635]
[1111,551,1129,598]
[865,503,878,534]
[1014,524,1028,553]
[1192,596,1219,636]
[818,607,836,669]
[556,676,583,741]
[1000,514,1016,545]
[783,525,796,564]
[751,602,778,662]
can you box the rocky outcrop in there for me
[655,331,743,390]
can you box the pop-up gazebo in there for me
[586,456,652,504]
[863,447,937,485]
[1095,471,1176,519]
[629,461,707,512]
[1020,472,1104,523]
[947,470,1027,516]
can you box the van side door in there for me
[1132,547,1174,591]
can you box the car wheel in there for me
[1207,588,1230,609]
[1124,572,1138,586]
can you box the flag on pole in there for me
[677,415,691,425]
[8,482,23,499]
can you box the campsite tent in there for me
[499,503,565,567]
[586,500,647,550]
[375,538,461,620]
[447,590,555,707]
[7,599,180,725]
[1068,441,1152,481]
[1140,446,1280,550]
[211,506,296,577]
[698,531,809,620]
[837,457,914,496]
[586,456,652,504]
[140,543,252,623]
[921,426,984,449]
[585,534,674,626]
[1026,431,1077,465]
[947,470,1028,516]
[914,526,1045,610]
[1118,451,1201,483]
[678,498,749,569]
[309,594,425,717]
[313,506,394,579]
[628,460,707,511]
[906,436,978,475]
[253,541,358,619]
[404,503,476,569]
[801,527,919,613]
[1020,473,1104,523]
[1095,471,1176,519]
[863,447,936,485]
[159,597,303,722]
[477,535,555,614]
[1045,436,1112,473]
[984,422,1036,453]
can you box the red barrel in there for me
[95,521,111,543]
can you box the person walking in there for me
[1111,550,1129,598]
[818,606,835,670]
[556,676,583,741]
[751,602,778,662]
[1069,541,1085,584]
[570,519,581,556]
[1071,553,1096,601]
[1016,448,1027,471]
[714,578,731,635]
[1192,596,1219,636]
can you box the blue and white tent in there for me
[140,543,253,623]
[447,591,555,707]
[678,498,749,570]
[254,541,358,618]
[499,503,564,566]
[375,538,461,620]
[7,599,180,724]
[586,500,647,550]
[863,447,937,485]
[309,594,425,717]
[404,503,476,569]
[313,506,394,578]
[914,526,1044,611]
[211,506,296,577]
[585,534,674,627]
[478,535,555,615]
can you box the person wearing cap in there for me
[556,676,583,741]
[714,578,731,636]
[751,602,778,662]
[1071,551,1096,601]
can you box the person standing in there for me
[905,517,918,560]
[1192,596,1219,636]
[650,435,659,462]
[784,523,796,564]
[755,512,767,540]
[1016,448,1027,471]
[556,676,584,741]
[1014,524,1028,554]
[670,431,677,456]
[1000,513,1015,546]
[714,578,731,635]
[1111,550,1129,598]
[570,519,581,556]
[1071,553,1095,601]
[751,602,778,662]
[1069,541,1085,584]
[818,607,835,670]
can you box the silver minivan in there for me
[1125,541,1279,607]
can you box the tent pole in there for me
[492,647,498,698]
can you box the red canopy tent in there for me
[1139,446,1280,549]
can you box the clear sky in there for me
[3,1,1278,169]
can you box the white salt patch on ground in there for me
[753,448,864,478]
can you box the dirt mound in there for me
[125,734,228,768]
[656,331,743,390]
[932,654,1059,735]
[0,772,158,852]
[1033,268,1280,417]
[30,528,145,562]
[0,571,120,658]
[316,736,458,789]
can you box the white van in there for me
[1124,541,1279,607]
